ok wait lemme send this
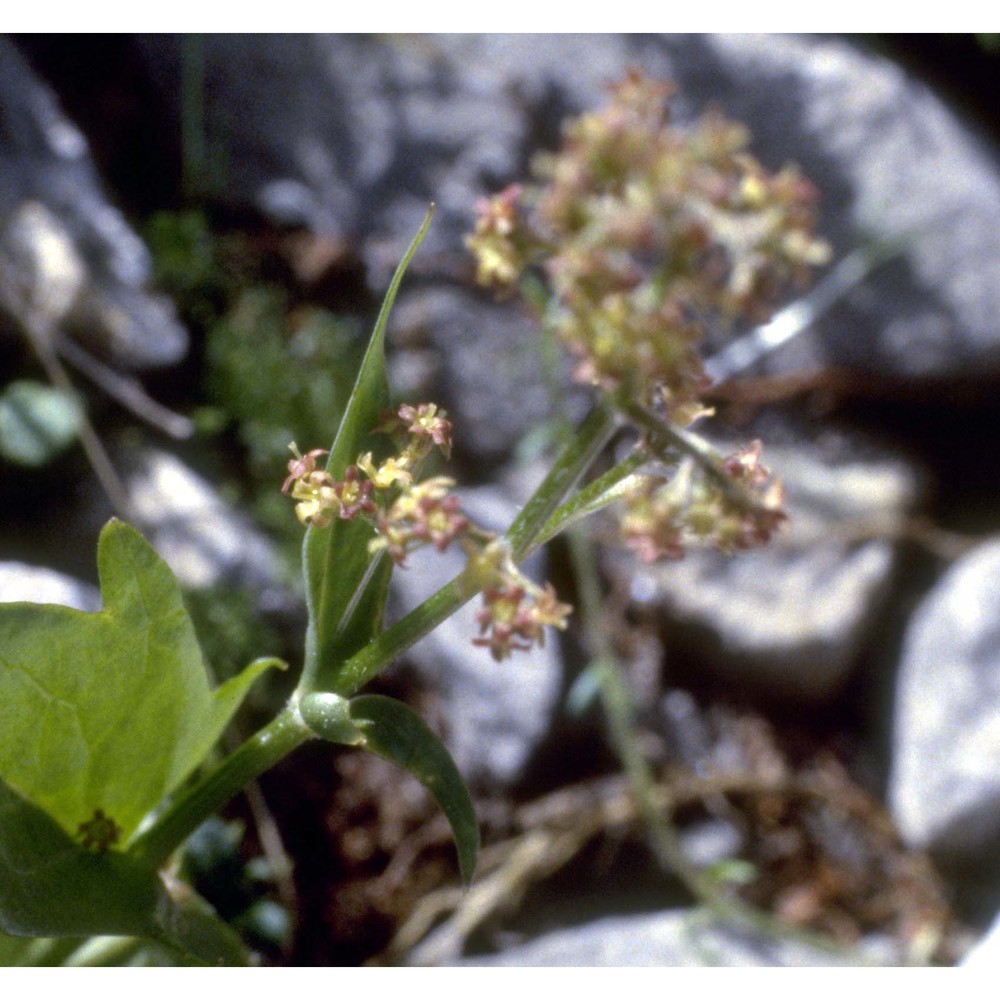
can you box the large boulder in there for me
[889,541,1000,872]
[131,34,1000,392]
[0,38,187,370]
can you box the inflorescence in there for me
[282,403,572,661]
[467,68,831,564]
[285,71,830,660]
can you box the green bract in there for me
[0,519,277,845]
[299,207,435,696]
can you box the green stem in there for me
[127,400,617,869]
[505,399,617,563]
[127,706,312,871]
[615,394,768,514]
[567,528,701,891]
[329,398,619,696]
[568,527,848,957]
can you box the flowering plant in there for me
[0,71,826,965]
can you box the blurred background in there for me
[3,34,1000,966]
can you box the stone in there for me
[0,562,100,612]
[606,425,922,705]
[459,907,900,966]
[889,540,1000,864]
[123,448,286,608]
[683,35,1000,382]
[0,37,187,369]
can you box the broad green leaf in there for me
[300,206,434,694]
[0,778,250,964]
[0,519,275,843]
[349,694,479,883]
[0,777,160,939]
[0,380,82,467]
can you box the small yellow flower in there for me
[357,452,414,490]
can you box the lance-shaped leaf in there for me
[0,778,250,964]
[300,206,434,695]
[349,694,478,883]
[0,519,276,844]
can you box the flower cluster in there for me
[466,69,830,423]
[282,402,455,533]
[77,808,122,854]
[369,476,471,565]
[464,541,573,662]
[283,404,572,659]
[282,448,376,528]
[620,440,786,563]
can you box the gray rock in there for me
[133,34,1000,393]
[123,449,287,608]
[961,910,1000,968]
[388,485,563,790]
[688,35,1000,381]
[0,562,100,612]
[607,427,922,705]
[0,37,187,369]
[460,907,899,966]
[889,540,1000,863]
[389,287,584,464]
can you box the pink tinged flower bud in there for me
[398,402,454,458]
[282,444,330,493]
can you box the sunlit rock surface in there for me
[890,540,1000,863]
[605,426,923,705]
[0,37,187,369]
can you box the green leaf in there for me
[300,206,435,694]
[0,777,161,939]
[349,694,479,883]
[0,931,37,967]
[0,380,82,467]
[151,882,253,966]
[0,778,251,964]
[0,519,275,843]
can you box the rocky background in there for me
[3,34,1000,966]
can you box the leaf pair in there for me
[295,206,478,883]
[0,206,479,958]
[0,520,275,959]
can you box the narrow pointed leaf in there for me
[300,206,435,694]
[535,450,649,549]
[0,519,276,843]
[349,694,478,882]
[151,885,252,966]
